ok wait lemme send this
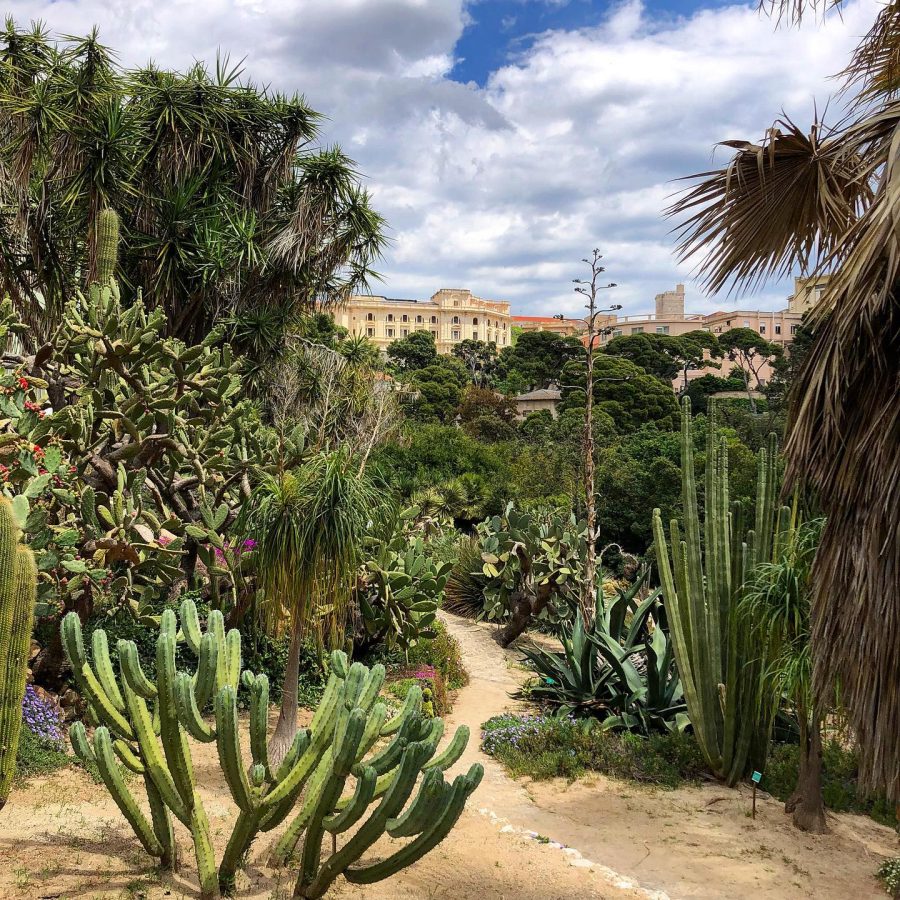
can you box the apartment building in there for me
[339,289,511,354]
[512,315,587,337]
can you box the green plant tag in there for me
[751,770,762,784]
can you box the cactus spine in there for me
[62,597,481,898]
[94,207,120,285]
[652,397,787,784]
[0,495,38,811]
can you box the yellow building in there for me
[512,315,587,337]
[338,288,511,354]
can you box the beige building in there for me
[595,282,813,387]
[514,386,562,420]
[339,288,511,354]
[512,315,587,337]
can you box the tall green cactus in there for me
[94,207,120,285]
[0,495,38,811]
[62,598,481,898]
[652,398,788,785]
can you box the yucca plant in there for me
[520,569,687,734]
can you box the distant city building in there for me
[512,315,587,337]
[339,289,511,354]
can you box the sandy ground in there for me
[0,613,895,899]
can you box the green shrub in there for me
[764,740,899,829]
[877,857,900,898]
[366,619,468,692]
[15,727,70,781]
[481,713,706,787]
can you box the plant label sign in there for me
[751,771,762,784]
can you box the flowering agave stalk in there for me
[0,494,38,812]
[62,598,482,898]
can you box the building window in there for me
[386,328,394,338]
[366,327,375,337]
[453,300,459,307]
[613,329,623,337]
[431,330,437,337]
[366,312,374,322]
[387,313,394,323]
[775,324,782,335]
[791,324,798,335]
[452,330,460,340]
[451,315,460,325]
[401,328,409,337]
[631,327,644,334]
[655,326,669,334]
[415,315,423,324]
[430,315,437,324]
[472,332,478,341]
[743,320,750,328]
[400,314,408,323]
[473,317,479,326]
[759,324,766,334]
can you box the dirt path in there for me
[440,611,899,900]
[0,617,895,900]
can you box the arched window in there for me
[416,315,423,324]
[387,313,394,322]
[473,317,479,326]
[431,315,437,324]
[366,312,374,321]
[401,314,409,323]
[452,315,460,325]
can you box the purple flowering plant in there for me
[21,684,64,747]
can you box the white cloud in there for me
[3,0,879,315]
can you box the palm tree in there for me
[667,2,900,804]
[741,516,827,833]
[240,449,385,764]
[0,24,386,354]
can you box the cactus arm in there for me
[92,726,164,860]
[219,807,264,894]
[301,740,431,898]
[422,724,467,771]
[145,774,177,871]
[385,768,445,838]
[214,685,254,813]
[274,728,310,783]
[118,639,158,700]
[380,684,422,736]
[119,662,188,825]
[192,631,218,708]
[248,674,271,778]
[176,672,216,743]
[208,610,228,691]
[357,664,385,712]
[355,702,387,759]
[62,614,134,739]
[271,751,335,864]
[330,650,349,679]
[114,739,146,774]
[180,597,203,655]
[324,765,377,834]
[91,629,126,713]
[69,721,96,769]
[224,629,241,689]
[344,766,483,888]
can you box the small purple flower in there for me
[21,685,63,747]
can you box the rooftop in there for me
[516,387,562,401]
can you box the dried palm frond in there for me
[668,116,871,295]
[841,0,900,104]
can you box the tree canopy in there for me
[495,330,583,393]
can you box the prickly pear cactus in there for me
[63,599,482,898]
[0,494,38,811]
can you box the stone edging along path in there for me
[439,611,670,900]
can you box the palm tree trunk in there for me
[784,703,827,833]
[269,614,303,767]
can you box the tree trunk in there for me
[269,614,303,768]
[784,712,827,833]
[496,582,553,647]
[582,339,597,623]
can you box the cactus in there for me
[62,598,481,898]
[652,398,788,784]
[94,207,120,285]
[0,495,38,811]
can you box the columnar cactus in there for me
[0,495,39,811]
[62,599,481,898]
[652,398,789,784]
[94,206,120,285]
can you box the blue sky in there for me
[2,0,876,317]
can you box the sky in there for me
[4,0,878,318]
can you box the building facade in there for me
[339,288,511,354]
[512,315,587,337]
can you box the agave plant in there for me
[520,570,687,735]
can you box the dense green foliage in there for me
[0,25,385,352]
[481,713,707,786]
